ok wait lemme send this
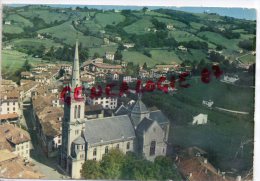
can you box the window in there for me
[26,144,28,148]
[116,144,119,149]
[7,102,9,106]
[149,141,156,156]
[13,107,15,111]
[74,105,78,119]
[78,105,81,118]
[105,146,109,154]
[13,102,15,105]
[93,158,96,161]
[80,154,84,159]
[127,142,130,150]
[93,148,97,156]
[7,108,9,111]
[75,130,79,135]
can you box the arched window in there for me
[105,146,109,154]
[93,148,97,156]
[74,105,77,119]
[149,141,156,156]
[78,105,81,118]
[126,142,130,150]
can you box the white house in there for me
[178,45,188,52]
[123,43,135,49]
[105,52,115,61]
[87,96,118,110]
[192,114,208,125]
[202,100,214,108]
[5,21,11,25]
[222,75,239,84]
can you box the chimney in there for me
[204,158,207,164]
[205,169,207,174]
[236,176,241,181]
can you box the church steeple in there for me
[71,40,80,89]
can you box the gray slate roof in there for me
[73,135,85,145]
[84,115,135,146]
[136,117,154,133]
[114,105,129,116]
[131,99,149,114]
[149,110,170,125]
[130,99,150,127]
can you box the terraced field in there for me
[197,31,240,50]
[10,38,63,49]
[38,21,103,47]
[94,12,125,27]
[123,16,154,34]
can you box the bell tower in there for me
[60,40,85,174]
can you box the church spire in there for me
[71,40,80,89]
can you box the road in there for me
[23,98,68,179]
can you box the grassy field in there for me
[122,50,157,66]
[176,77,254,112]
[149,49,182,64]
[190,22,204,30]
[10,38,63,49]
[94,12,125,27]
[197,31,240,50]
[142,76,254,172]
[89,45,118,57]
[239,54,256,64]
[3,25,24,34]
[175,49,209,63]
[79,20,102,33]
[168,30,216,49]
[2,50,44,74]
[143,11,171,18]
[155,17,187,28]
[123,16,154,35]
[38,21,103,47]
[5,14,33,27]
[18,10,69,24]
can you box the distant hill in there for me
[3,5,256,67]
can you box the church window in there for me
[127,142,130,150]
[105,146,109,154]
[74,105,78,119]
[75,130,79,135]
[78,105,81,118]
[150,141,156,156]
[93,148,97,156]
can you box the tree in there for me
[58,68,65,78]
[100,149,125,179]
[81,160,102,179]
[238,39,255,51]
[143,62,148,70]
[114,50,123,60]
[22,59,32,71]
[142,7,148,15]
[93,52,101,58]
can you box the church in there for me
[59,41,170,179]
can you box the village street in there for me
[23,98,68,179]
